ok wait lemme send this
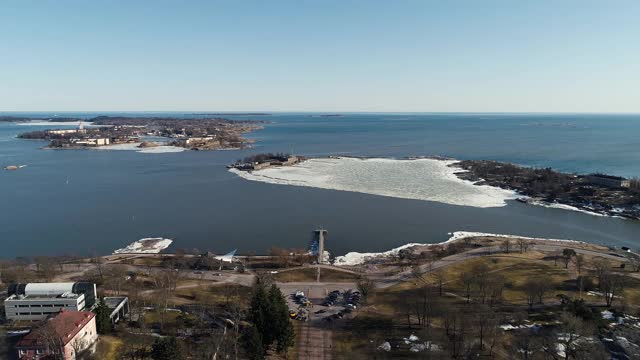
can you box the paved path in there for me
[297,322,333,360]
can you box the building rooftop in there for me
[103,296,127,309]
[6,292,82,300]
[17,310,95,348]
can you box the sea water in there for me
[1,112,639,258]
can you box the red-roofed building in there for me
[16,310,98,360]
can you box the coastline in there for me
[230,155,638,221]
[333,231,587,266]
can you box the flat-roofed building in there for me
[4,282,97,321]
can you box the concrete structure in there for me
[16,310,97,360]
[103,296,129,324]
[71,137,110,146]
[4,283,97,321]
[586,174,629,188]
[312,229,328,264]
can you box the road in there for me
[277,282,357,360]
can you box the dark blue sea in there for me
[1,112,639,258]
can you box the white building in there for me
[4,282,97,321]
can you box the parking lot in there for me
[277,282,360,325]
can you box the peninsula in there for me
[453,160,640,219]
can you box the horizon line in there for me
[1,110,640,115]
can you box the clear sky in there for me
[1,0,638,112]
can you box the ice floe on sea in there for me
[16,121,97,126]
[113,238,173,254]
[230,157,518,208]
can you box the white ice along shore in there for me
[113,238,173,254]
[333,231,583,266]
[95,142,186,153]
[230,157,518,208]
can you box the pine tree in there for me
[151,337,183,360]
[93,300,113,334]
[243,325,265,360]
[268,284,295,353]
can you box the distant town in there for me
[14,116,265,151]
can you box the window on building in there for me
[30,312,42,315]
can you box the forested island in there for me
[0,116,80,123]
[453,160,640,219]
[16,116,266,150]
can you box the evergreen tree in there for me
[93,300,113,334]
[246,279,295,355]
[151,337,183,360]
[243,325,265,360]
[269,284,295,353]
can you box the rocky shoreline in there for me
[16,115,265,151]
[451,160,640,220]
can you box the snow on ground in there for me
[526,199,608,218]
[113,238,173,254]
[95,143,185,153]
[333,231,583,266]
[230,157,518,208]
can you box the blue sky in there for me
[0,0,638,112]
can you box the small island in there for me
[16,115,266,150]
[228,152,304,171]
[453,160,640,219]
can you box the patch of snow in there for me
[602,310,615,320]
[334,230,583,266]
[378,341,391,352]
[95,142,185,153]
[113,238,173,254]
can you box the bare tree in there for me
[92,254,106,279]
[487,274,506,307]
[627,254,640,272]
[39,324,65,360]
[151,265,182,331]
[471,263,490,303]
[600,272,625,307]
[517,239,531,253]
[70,337,88,359]
[500,239,512,254]
[548,313,594,360]
[460,272,474,303]
[524,278,550,310]
[357,276,374,304]
[434,271,446,297]
[105,264,128,296]
[411,265,423,284]
[561,248,577,269]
